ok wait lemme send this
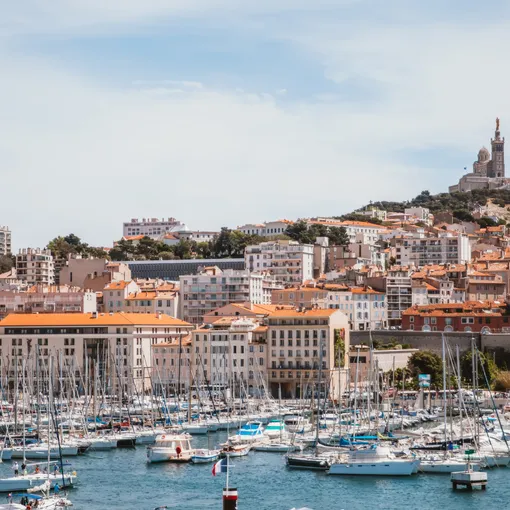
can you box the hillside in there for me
[355,189,510,223]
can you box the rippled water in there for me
[0,433,507,510]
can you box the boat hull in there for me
[328,460,416,476]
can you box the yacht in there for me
[328,445,418,476]
[264,420,286,439]
[230,421,264,443]
[147,434,194,463]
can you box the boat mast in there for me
[441,333,447,457]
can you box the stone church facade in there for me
[449,119,508,193]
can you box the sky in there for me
[3,0,510,249]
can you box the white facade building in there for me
[0,312,193,393]
[395,231,471,267]
[387,268,413,326]
[193,318,268,396]
[238,220,293,237]
[245,240,314,284]
[16,248,55,286]
[180,267,281,325]
[123,217,187,238]
[0,227,11,256]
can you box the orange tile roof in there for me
[350,287,384,295]
[123,235,145,241]
[268,308,339,318]
[0,312,192,327]
[104,281,132,290]
[126,290,177,300]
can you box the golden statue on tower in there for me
[496,117,500,131]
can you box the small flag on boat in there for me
[212,458,227,476]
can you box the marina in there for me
[0,429,504,510]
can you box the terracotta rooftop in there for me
[0,312,192,327]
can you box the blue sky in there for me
[2,0,510,248]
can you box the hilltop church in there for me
[449,118,508,193]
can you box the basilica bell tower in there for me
[490,117,505,178]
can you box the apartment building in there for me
[238,220,294,237]
[59,257,131,289]
[395,231,471,267]
[151,335,192,395]
[266,308,349,398]
[179,266,281,325]
[123,217,187,238]
[401,302,508,333]
[103,280,140,312]
[245,240,314,284]
[192,318,268,396]
[125,287,179,318]
[0,285,97,319]
[0,227,11,256]
[387,267,413,327]
[0,312,193,393]
[271,284,386,331]
[16,248,55,285]
[466,271,506,301]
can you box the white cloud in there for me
[3,1,510,249]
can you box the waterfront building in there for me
[16,248,55,286]
[151,335,192,395]
[192,317,268,396]
[0,227,11,256]
[245,240,314,284]
[0,312,193,393]
[266,308,349,398]
[179,266,281,325]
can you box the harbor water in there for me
[2,432,508,510]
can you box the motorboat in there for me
[328,445,418,476]
[418,455,481,473]
[230,422,264,443]
[220,443,251,458]
[191,449,221,463]
[147,434,194,463]
[0,492,72,509]
[264,420,286,439]
[286,453,332,470]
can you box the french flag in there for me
[212,458,227,476]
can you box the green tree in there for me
[460,350,498,388]
[477,217,498,229]
[407,351,443,389]
[0,255,14,274]
[327,226,349,247]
